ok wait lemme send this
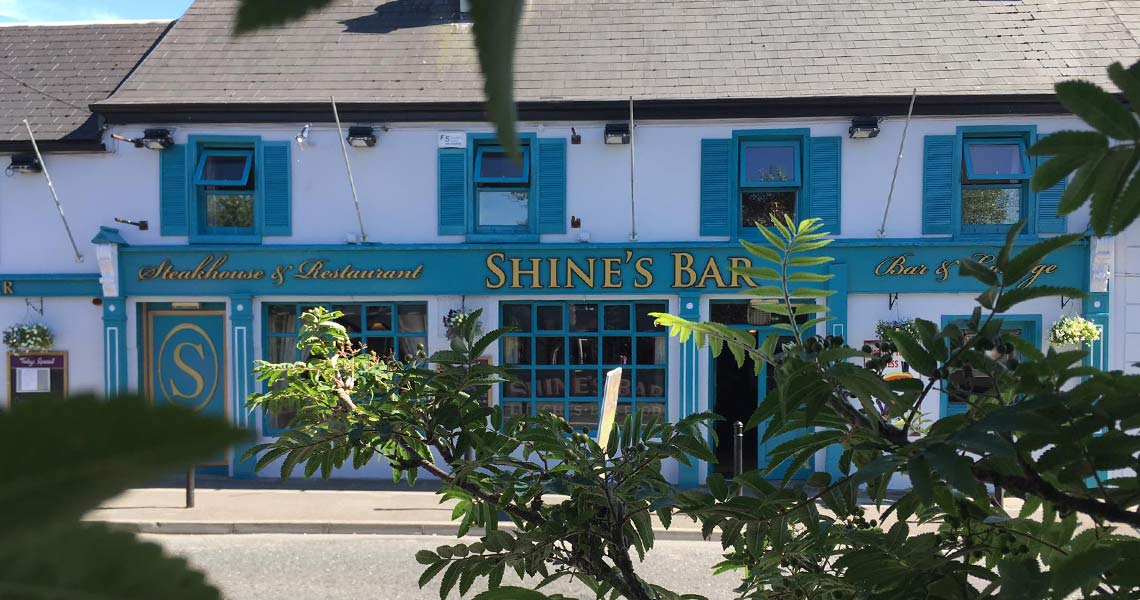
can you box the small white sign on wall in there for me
[438,132,466,149]
[17,367,50,393]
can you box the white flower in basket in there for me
[1049,315,1100,348]
[3,323,55,354]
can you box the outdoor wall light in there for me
[109,128,174,150]
[848,116,881,139]
[603,123,630,145]
[7,153,41,174]
[346,126,377,148]
[570,128,581,145]
[294,123,311,148]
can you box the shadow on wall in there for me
[340,0,466,35]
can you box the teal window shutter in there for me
[159,144,188,236]
[261,141,292,236]
[438,148,467,235]
[806,136,841,233]
[700,138,731,236]
[1035,143,1068,234]
[536,138,567,234]
[922,135,956,235]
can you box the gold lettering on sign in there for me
[566,257,596,288]
[156,323,218,413]
[672,253,697,288]
[1022,263,1058,288]
[874,254,927,277]
[601,257,623,289]
[728,257,756,288]
[696,257,727,288]
[485,253,507,289]
[138,256,266,282]
[0,281,12,295]
[170,342,206,400]
[633,257,654,289]
[510,257,542,289]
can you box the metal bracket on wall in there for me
[25,297,43,316]
[1060,295,1074,311]
[888,293,899,311]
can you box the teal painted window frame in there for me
[963,138,1029,181]
[473,145,530,184]
[498,300,669,434]
[739,139,801,187]
[730,129,810,239]
[187,135,264,245]
[954,126,1037,239]
[939,313,1041,418]
[260,301,428,436]
[467,133,539,242]
[194,149,254,186]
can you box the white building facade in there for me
[1,0,1136,484]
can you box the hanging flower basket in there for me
[443,308,482,340]
[875,318,918,342]
[1049,315,1100,346]
[3,323,55,354]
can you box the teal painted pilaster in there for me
[824,263,849,478]
[1082,292,1109,371]
[229,295,258,478]
[677,294,702,488]
[102,298,128,397]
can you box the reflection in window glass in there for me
[967,143,1025,178]
[478,190,530,228]
[741,191,796,229]
[500,302,669,431]
[199,153,251,184]
[205,193,254,229]
[742,145,796,184]
[963,188,1021,225]
[478,150,527,180]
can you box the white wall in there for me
[0,298,103,406]
[1113,228,1140,373]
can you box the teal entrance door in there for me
[145,309,228,465]
[711,333,811,481]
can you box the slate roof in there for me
[96,0,1140,110]
[0,21,170,146]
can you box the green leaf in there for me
[957,258,998,286]
[0,522,221,599]
[1089,146,1137,235]
[1049,546,1121,599]
[787,255,833,267]
[907,455,934,504]
[1030,153,1088,193]
[705,472,729,501]
[233,0,335,34]
[0,395,248,539]
[474,587,557,599]
[740,239,782,264]
[1108,61,1140,116]
[416,550,438,566]
[1028,130,1110,158]
[1112,170,1140,234]
[995,285,1086,313]
[419,561,448,588]
[997,221,1025,269]
[469,1,525,157]
[885,329,937,377]
[923,446,977,493]
[1002,233,1083,284]
[1058,154,1105,215]
[732,266,781,281]
[1055,79,1140,140]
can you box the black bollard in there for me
[185,466,195,508]
[733,421,744,478]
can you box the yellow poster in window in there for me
[596,367,622,452]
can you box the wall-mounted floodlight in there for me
[7,153,41,174]
[109,128,174,150]
[295,124,311,149]
[604,123,630,145]
[849,116,881,139]
[346,126,377,148]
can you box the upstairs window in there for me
[194,149,256,235]
[473,145,531,234]
[961,138,1029,234]
[739,140,801,230]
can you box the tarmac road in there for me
[147,533,741,600]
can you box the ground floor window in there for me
[499,301,668,431]
[942,315,1039,417]
[262,301,428,432]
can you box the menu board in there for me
[6,352,67,408]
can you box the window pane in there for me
[535,337,564,365]
[742,145,796,183]
[963,188,1021,225]
[603,305,630,330]
[502,401,530,418]
[638,401,666,423]
[502,337,532,364]
[570,369,598,396]
[536,305,562,330]
[332,304,362,334]
[397,304,427,333]
[365,337,394,357]
[741,191,796,229]
[569,304,598,332]
[267,305,297,334]
[200,154,250,184]
[504,371,531,398]
[535,370,565,397]
[366,305,392,332]
[637,369,666,398]
[267,336,295,362]
[569,402,599,430]
[478,150,526,180]
[570,337,598,364]
[537,402,564,419]
[636,303,667,331]
[967,143,1024,178]
[502,304,532,332]
[636,337,666,365]
[399,336,426,358]
[602,336,632,365]
[478,190,529,228]
[205,193,254,229]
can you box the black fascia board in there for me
[0,140,107,153]
[94,94,1071,125]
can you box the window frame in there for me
[193,149,254,186]
[467,133,539,242]
[730,129,810,239]
[187,135,264,244]
[939,313,1041,418]
[260,301,429,435]
[739,139,801,187]
[953,126,1037,239]
[498,300,669,434]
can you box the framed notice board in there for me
[6,352,67,408]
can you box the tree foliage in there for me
[0,395,247,599]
